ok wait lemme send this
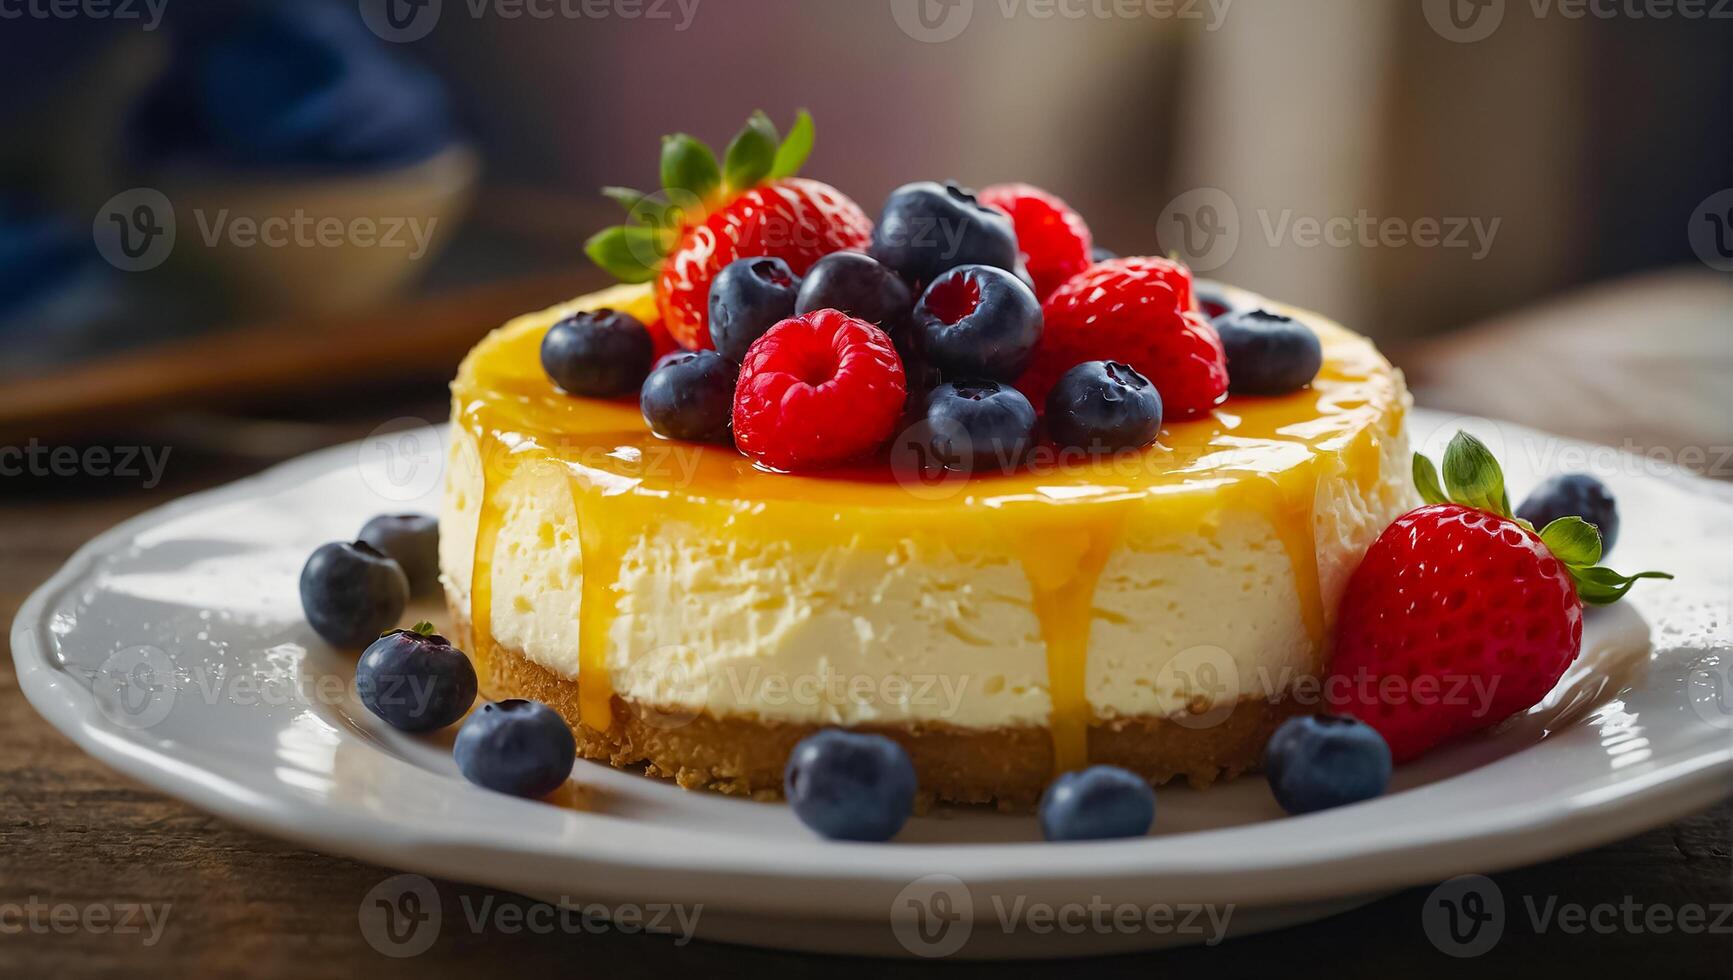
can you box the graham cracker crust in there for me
[449,606,1299,810]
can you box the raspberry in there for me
[979,183,1092,300]
[1019,258,1227,419]
[733,309,907,470]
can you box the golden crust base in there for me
[451,607,1299,810]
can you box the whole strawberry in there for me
[1328,433,1669,762]
[585,110,873,351]
[1019,257,1227,419]
[978,183,1093,300]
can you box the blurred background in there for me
[0,0,1728,478]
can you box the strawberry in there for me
[1018,257,1228,419]
[978,183,1093,300]
[585,110,872,350]
[1328,433,1670,762]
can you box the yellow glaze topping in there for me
[457,282,1406,773]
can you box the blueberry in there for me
[1264,714,1392,815]
[453,699,577,798]
[541,309,653,397]
[356,622,477,732]
[357,513,439,596]
[870,181,1018,288]
[1090,245,1118,263]
[1038,765,1155,841]
[1044,360,1163,453]
[299,541,409,648]
[918,381,1036,474]
[1214,308,1323,396]
[913,265,1043,381]
[784,729,917,841]
[1518,473,1620,553]
[640,350,737,444]
[794,250,913,347]
[1193,278,1240,321]
[708,256,801,362]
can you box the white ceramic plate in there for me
[13,410,1733,958]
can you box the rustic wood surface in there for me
[2,271,1730,977]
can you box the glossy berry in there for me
[913,265,1043,382]
[357,513,439,596]
[1518,474,1620,554]
[732,309,907,470]
[541,309,654,398]
[1193,278,1239,320]
[979,183,1093,300]
[299,541,409,648]
[784,729,917,841]
[356,623,477,733]
[1328,503,1584,761]
[640,349,737,443]
[917,381,1037,474]
[708,256,801,363]
[1038,765,1156,841]
[1214,308,1323,396]
[794,250,914,349]
[1264,714,1392,814]
[870,181,1018,288]
[658,178,873,349]
[1022,257,1227,420]
[1044,360,1163,453]
[453,699,577,798]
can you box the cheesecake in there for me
[440,281,1415,807]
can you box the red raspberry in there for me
[659,179,873,350]
[978,183,1092,300]
[733,309,907,470]
[1019,258,1226,419]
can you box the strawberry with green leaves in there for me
[586,110,873,351]
[1327,433,1670,762]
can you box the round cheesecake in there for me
[441,282,1415,807]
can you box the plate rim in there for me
[12,414,1733,918]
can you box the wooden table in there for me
[3,271,1729,977]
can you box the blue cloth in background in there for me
[0,200,92,325]
[132,1,458,171]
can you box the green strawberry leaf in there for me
[1570,566,1673,605]
[1440,431,1510,518]
[410,620,436,636]
[1412,453,1448,506]
[723,111,780,193]
[661,133,721,204]
[601,186,676,230]
[1539,516,1603,567]
[769,109,814,179]
[584,225,663,284]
